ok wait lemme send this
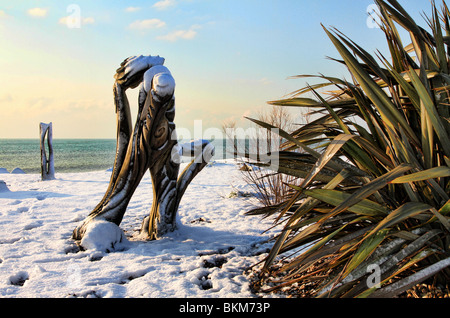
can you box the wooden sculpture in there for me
[73,55,214,242]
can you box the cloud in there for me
[27,8,48,18]
[153,0,176,10]
[157,25,200,42]
[0,10,10,18]
[259,77,273,85]
[82,17,95,25]
[128,19,166,30]
[58,16,95,28]
[125,7,141,13]
[0,94,13,103]
[28,96,54,113]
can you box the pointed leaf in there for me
[390,166,450,183]
[367,202,433,237]
[322,25,420,145]
[301,134,356,188]
[369,257,450,298]
[320,164,413,222]
[343,229,389,278]
[280,223,349,273]
[304,189,389,216]
[268,97,320,107]
[408,66,450,157]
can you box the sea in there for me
[0,139,233,174]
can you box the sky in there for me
[0,0,430,139]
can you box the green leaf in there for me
[423,200,450,230]
[268,97,320,107]
[390,166,450,183]
[300,134,356,188]
[322,25,420,145]
[343,229,389,278]
[432,4,449,73]
[308,85,351,134]
[439,200,450,216]
[276,165,334,183]
[376,0,429,44]
[367,202,434,237]
[320,164,413,222]
[377,56,420,111]
[286,74,354,98]
[352,136,394,169]
[430,207,450,232]
[407,66,450,158]
[304,189,389,216]
[286,168,353,225]
[244,117,356,177]
[262,169,353,271]
[280,223,349,273]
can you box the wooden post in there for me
[39,122,55,181]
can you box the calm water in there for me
[0,139,231,174]
[0,139,117,173]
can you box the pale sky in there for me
[0,0,428,139]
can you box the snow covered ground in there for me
[0,160,280,298]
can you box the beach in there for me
[1,0,448,302]
[0,159,278,298]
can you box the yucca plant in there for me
[247,0,450,298]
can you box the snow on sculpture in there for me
[40,122,55,181]
[73,55,214,247]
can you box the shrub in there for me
[247,0,450,298]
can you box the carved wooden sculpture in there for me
[73,55,214,242]
[40,122,55,181]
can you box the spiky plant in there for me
[247,0,450,298]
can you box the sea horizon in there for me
[0,138,238,174]
[0,138,117,174]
